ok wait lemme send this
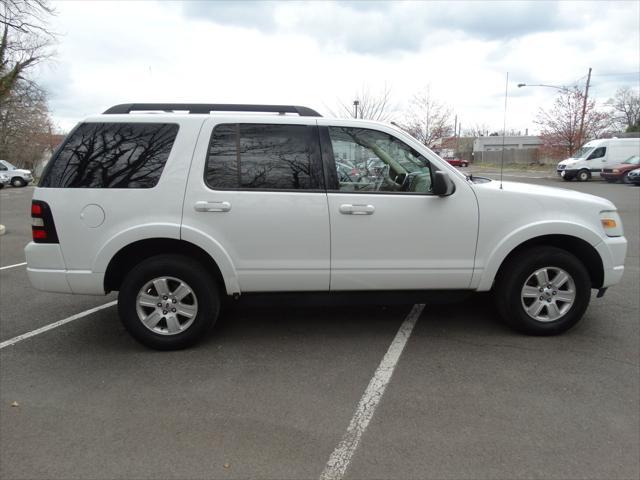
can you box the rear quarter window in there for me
[40,122,179,188]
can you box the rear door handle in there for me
[339,204,375,215]
[194,201,231,212]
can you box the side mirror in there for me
[432,171,455,196]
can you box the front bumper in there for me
[600,172,623,181]
[557,168,578,178]
[596,236,627,288]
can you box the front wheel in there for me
[494,246,591,335]
[118,254,220,350]
[576,170,591,182]
[11,177,25,187]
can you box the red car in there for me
[601,155,640,183]
[445,158,469,167]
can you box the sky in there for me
[34,0,640,135]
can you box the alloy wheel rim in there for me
[521,266,576,322]
[135,276,198,335]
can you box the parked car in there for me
[0,172,9,189]
[627,168,640,186]
[26,103,627,350]
[0,160,33,187]
[445,158,469,167]
[556,138,640,181]
[600,155,640,183]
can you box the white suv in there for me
[26,103,627,349]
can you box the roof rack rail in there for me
[103,103,322,117]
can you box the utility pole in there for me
[578,67,592,148]
[353,100,359,119]
[453,114,458,157]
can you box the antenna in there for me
[500,72,509,190]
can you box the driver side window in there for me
[587,147,606,160]
[328,127,433,194]
[0,164,7,171]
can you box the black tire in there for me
[11,177,25,187]
[118,254,220,350]
[622,172,631,184]
[576,170,590,182]
[494,246,591,335]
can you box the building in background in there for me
[473,135,542,152]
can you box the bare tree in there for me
[535,87,612,159]
[330,83,394,121]
[1,0,54,103]
[0,78,51,169]
[463,122,491,137]
[399,86,453,149]
[609,86,640,132]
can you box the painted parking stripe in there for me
[0,301,117,350]
[0,262,27,271]
[320,303,425,480]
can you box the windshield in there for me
[623,155,640,165]
[573,146,594,159]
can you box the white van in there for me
[557,138,640,181]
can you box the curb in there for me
[0,224,5,236]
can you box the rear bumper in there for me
[25,242,105,295]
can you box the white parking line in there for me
[0,262,27,271]
[0,301,117,350]
[320,303,424,480]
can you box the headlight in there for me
[600,211,624,237]
[612,169,620,173]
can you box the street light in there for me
[517,83,572,93]
[353,100,360,119]
[518,68,593,153]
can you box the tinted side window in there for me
[588,147,606,160]
[205,123,323,190]
[40,123,179,188]
[328,127,433,194]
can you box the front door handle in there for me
[194,201,231,212]
[339,204,375,215]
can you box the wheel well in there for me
[104,238,225,292]
[496,235,604,288]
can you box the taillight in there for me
[31,200,59,243]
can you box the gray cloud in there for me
[182,1,278,31]
[180,1,576,54]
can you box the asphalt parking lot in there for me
[1,175,638,480]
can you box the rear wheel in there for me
[494,246,591,335]
[576,170,591,182]
[118,254,220,350]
